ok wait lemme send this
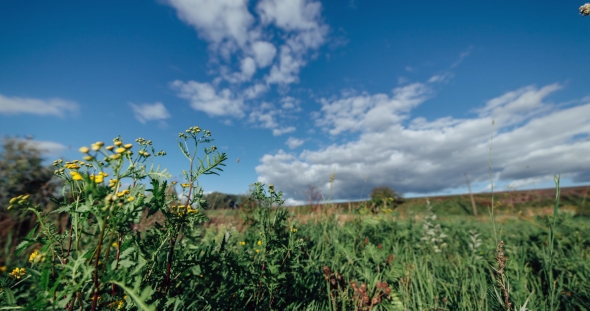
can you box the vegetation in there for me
[0,126,589,310]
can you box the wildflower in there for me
[114,140,123,147]
[187,207,197,214]
[239,241,246,246]
[171,181,177,185]
[115,147,126,154]
[0,266,6,272]
[291,228,297,233]
[110,154,121,160]
[255,249,260,253]
[128,196,135,202]
[180,183,190,188]
[83,155,93,161]
[29,250,39,263]
[257,240,262,246]
[114,300,124,309]
[112,242,119,248]
[71,172,83,181]
[106,145,114,151]
[124,143,132,149]
[9,267,26,279]
[79,146,90,153]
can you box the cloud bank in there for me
[256,83,590,201]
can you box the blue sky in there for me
[1,0,589,205]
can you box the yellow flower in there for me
[124,143,133,149]
[95,141,104,147]
[127,196,135,202]
[291,228,297,233]
[28,250,39,263]
[0,266,6,272]
[7,205,13,210]
[71,172,83,181]
[110,154,121,160]
[9,197,18,204]
[9,267,26,279]
[180,183,190,188]
[114,141,123,147]
[239,241,246,246]
[79,146,90,153]
[257,240,262,246]
[112,242,119,248]
[106,145,114,151]
[115,147,126,154]
[171,181,177,185]
[91,144,101,151]
[94,177,103,183]
[255,249,260,253]
[83,155,93,161]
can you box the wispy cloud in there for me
[257,82,590,201]
[129,102,171,124]
[451,46,473,68]
[0,94,78,117]
[285,137,304,149]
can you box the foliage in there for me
[1,127,589,310]
[204,191,248,209]
[0,136,61,210]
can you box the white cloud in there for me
[273,126,296,136]
[0,94,78,117]
[257,83,590,201]
[315,83,432,135]
[251,41,277,68]
[166,0,328,85]
[249,101,297,136]
[129,102,171,124]
[171,80,245,117]
[17,139,68,157]
[286,137,304,149]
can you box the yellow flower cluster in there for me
[9,267,26,279]
[108,178,118,188]
[29,250,45,263]
[291,228,297,233]
[112,299,125,309]
[8,194,30,210]
[239,241,246,246]
[89,172,108,183]
[180,183,191,188]
[170,205,198,217]
[116,189,131,197]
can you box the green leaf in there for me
[111,281,156,311]
[3,287,16,306]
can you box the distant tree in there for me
[370,186,404,212]
[0,137,61,210]
[204,191,248,209]
[0,136,62,257]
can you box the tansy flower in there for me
[124,143,132,149]
[0,266,6,272]
[112,242,119,248]
[28,250,39,263]
[83,155,93,161]
[106,145,114,151]
[239,241,246,246]
[115,147,126,154]
[257,240,262,246]
[180,183,190,188]
[71,172,83,181]
[255,249,260,253]
[79,146,90,153]
[9,267,26,279]
[127,196,135,202]
[114,141,123,147]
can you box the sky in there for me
[1,0,589,205]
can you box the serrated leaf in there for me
[3,287,16,305]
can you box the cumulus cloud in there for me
[129,102,171,124]
[166,0,329,134]
[286,137,304,149]
[257,83,590,201]
[0,94,78,117]
[171,80,245,117]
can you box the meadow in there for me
[0,127,589,310]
